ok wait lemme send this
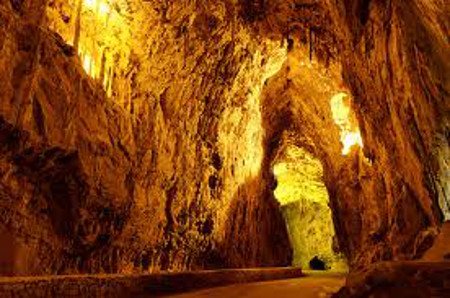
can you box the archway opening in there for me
[272,143,347,272]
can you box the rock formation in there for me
[0,0,448,277]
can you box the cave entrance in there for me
[272,143,347,272]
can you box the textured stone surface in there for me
[334,261,450,297]
[0,0,449,278]
[0,0,291,275]
[273,144,345,270]
[325,0,449,269]
[253,0,449,270]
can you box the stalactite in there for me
[107,64,114,97]
[73,0,83,51]
[309,26,313,61]
[99,48,107,85]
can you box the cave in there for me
[0,0,449,297]
[273,143,347,272]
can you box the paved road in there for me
[168,272,345,298]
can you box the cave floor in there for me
[167,272,345,298]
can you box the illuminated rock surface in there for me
[0,0,449,289]
[0,0,291,274]
[273,144,346,271]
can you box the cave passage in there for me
[0,0,449,296]
[272,144,347,272]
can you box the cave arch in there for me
[259,42,386,270]
[271,142,347,271]
[254,0,448,270]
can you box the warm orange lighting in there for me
[330,93,363,155]
[75,0,119,90]
[47,0,129,96]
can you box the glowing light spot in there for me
[91,60,97,78]
[83,53,92,75]
[341,131,363,155]
[84,0,96,9]
[330,93,363,155]
[99,2,110,16]
[84,0,110,17]
[80,51,97,78]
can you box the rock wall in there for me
[249,0,449,270]
[0,0,291,275]
[0,0,448,275]
[326,0,449,269]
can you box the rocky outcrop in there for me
[335,261,450,297]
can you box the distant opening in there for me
[330,92,363,156]
[272,144,347,272]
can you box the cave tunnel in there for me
[0,0,449,297]
[272,143,348,272]
[264,51,364,273]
